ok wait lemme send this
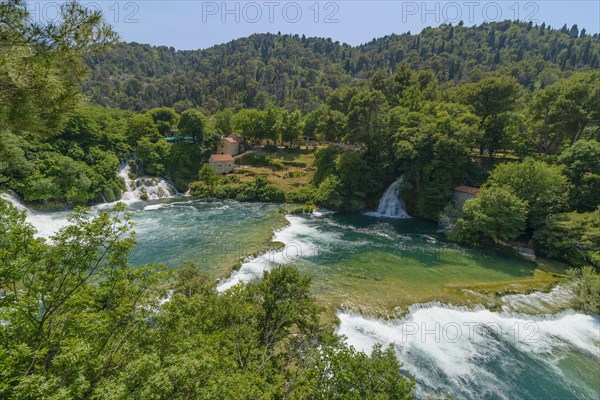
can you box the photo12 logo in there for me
[27,1,140,24]
[201,1,340,23]
[401,1,540,24]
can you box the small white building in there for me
[216,136,240,156]
[209,154,235,174]
[453,186,480,210]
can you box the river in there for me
[2,194,599,399]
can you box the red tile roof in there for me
[210,154,234,162]
[223,137,238,144]
[454,186,480,195]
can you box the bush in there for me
[236,175,285,203]
[213,184,239,199]
[534,207,600,268]
[102,185,116,203]
[314,175,343,210]
[286,186,316,204]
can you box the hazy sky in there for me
[30,1,600,49]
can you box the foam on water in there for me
[1,193,71,238]
[501,285,576,314]
[217,213,339,291]
[118,163,178,203]
[337,303,600,399]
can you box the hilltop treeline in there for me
[84,21,600,111]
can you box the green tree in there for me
[0,202,166,399]
[534,207,600,268]
[214,108,234,136]
[178,109,206,143]
[485,158,569,230]
[529,71,600,154]
[194,163,221,196]
[233,109,264,142]
[262,105,282,143]
[0,0,117,132]
[136,137,172,176]
[314,105,346,143]
[148,107,179,136]
[127,113,159,145]
[459,76,520,156]
[456,187,528,244]
[315,175,344,210]
[346,89,387,144]
[280,110,303,145]
[558,139,600,211]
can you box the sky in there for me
[29,1,600,50]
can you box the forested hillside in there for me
[84,21,600,111]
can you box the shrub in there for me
[286,186,316,204]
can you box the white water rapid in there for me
[118,162,178,202]
[365,177,411,218]
[0,192,71,238]
[337,303,600,400]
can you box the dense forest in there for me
[2,0,599,270]
[84,22,600,112]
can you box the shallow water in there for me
[222,212,540,310]
[9,196,281,276]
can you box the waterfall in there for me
[0,191,30,213]
[0,192,71,238]
[366,177,410,219]
[117,161,178,202]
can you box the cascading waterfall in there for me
[0,191,29,213]
[367,177,411,218]
[0,192,70,238]
[117,161,178,202]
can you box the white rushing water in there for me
[501,284,577,314]
[337,303,600,400]
[0,192,71,238]
[118,162,178,202]
[217,213,339,291]
[365,177,411,219]
[0,160,178,238]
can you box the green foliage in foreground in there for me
[0,199,415,399]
